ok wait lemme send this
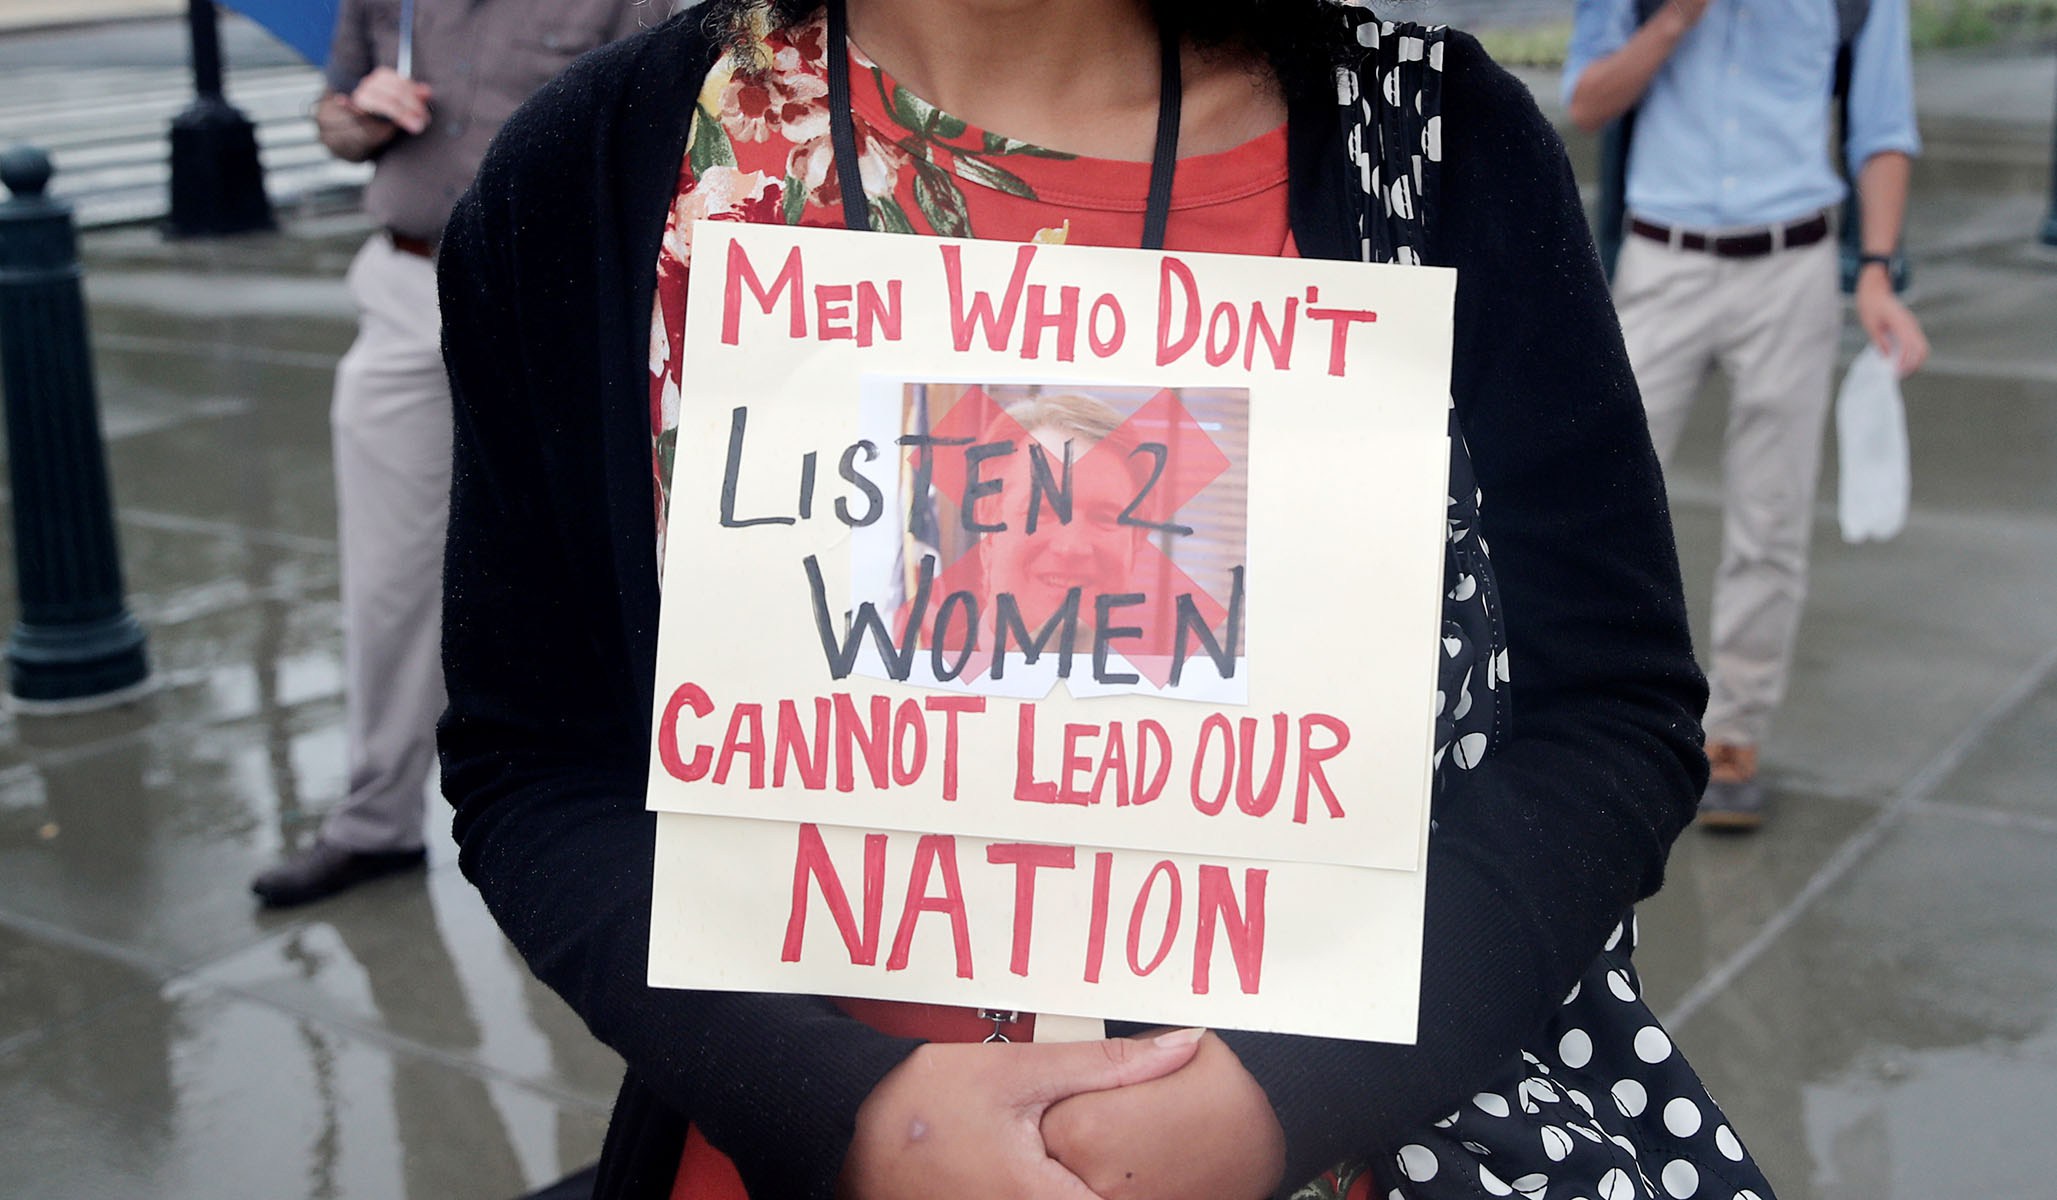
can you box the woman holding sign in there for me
[437,1,1773,1198]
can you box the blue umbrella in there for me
[220,0,339,66]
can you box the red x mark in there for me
[899,388,1240,688]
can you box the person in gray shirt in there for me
[254,0,646,906]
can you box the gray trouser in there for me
[321,236,449,852]
[1614,232,1841,748]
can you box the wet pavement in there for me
[1,34,2055,1200]
[0,14,372,228]
[0,207,620,1197]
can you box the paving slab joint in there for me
[1663,636,2057,1029]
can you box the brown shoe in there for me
[1698,741,1765,831]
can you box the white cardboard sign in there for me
[647,222,1453,1041]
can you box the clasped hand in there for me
[839,1028,1286,1200]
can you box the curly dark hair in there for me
[695,0,1363,92]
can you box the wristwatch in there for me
[1842,248,1911,295]
[1855,252,1898,283]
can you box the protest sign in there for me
[647,222,1453,1041]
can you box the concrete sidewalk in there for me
[0,11,367,230]
[1,42,2055,1200]
[0,0,182,33]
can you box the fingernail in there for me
[1153,1027,1206,1048]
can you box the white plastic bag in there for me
[1835,344,1910,543]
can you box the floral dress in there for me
[646,5,1291,568]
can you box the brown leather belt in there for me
[1629,212,1830,259]
[388,231,437,259]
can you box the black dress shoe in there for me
[251,838,427,908]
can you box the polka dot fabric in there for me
[1289,15,1778,1200]
[1343,13,1508,791]
[1330,920,1779,1200]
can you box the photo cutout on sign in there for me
[847,380,1249,703]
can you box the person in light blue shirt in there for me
[1565,0,1923,231]
[1562,0,1929,831]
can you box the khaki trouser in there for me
[321,236,450,852]
[1614,231,1841,748]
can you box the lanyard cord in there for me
[823,0,1182,250]
[1138,21,1182,252]
[825,0,870,230]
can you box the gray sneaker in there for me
[1696,775,1766,831]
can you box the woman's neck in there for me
[842,0,1282,160]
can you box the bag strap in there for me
[1598,0,1667,280]
[1335,13,1445,268]
[1836,0,1873,48]
[1335,16,1514,772]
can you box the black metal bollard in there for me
[0,147,151,707]
[167,0,274,237]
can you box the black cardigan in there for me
[436,11,1708,1198]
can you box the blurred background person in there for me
[1563,0,1931,832]
[252,0,646,907]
